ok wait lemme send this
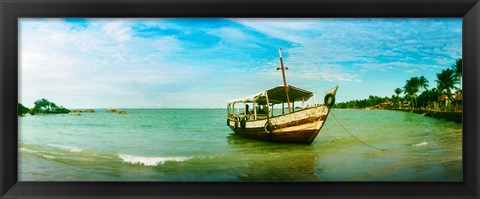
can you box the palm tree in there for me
[436,68,459,111]
[428,88,441,110]
[417,76,429,109]
[417,88,441,110]
[394,88,402,109]
[451,58,462,91]
[394,88,402,97]
[404,77,420,109]
[418,76,429,93]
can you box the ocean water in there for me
[18,109,462,181]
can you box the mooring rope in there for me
[331,111,386,151]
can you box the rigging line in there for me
[330,111,386,151]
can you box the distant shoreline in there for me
[335,108,462,123]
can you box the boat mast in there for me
[277,48,291,113]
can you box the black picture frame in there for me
[1,0,479,198]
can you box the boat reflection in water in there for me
[226,134,321,181]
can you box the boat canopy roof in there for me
[227,85,314,105]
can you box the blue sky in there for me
[19,18,462,108]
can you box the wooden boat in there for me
[226,85,338,144]
[226,48,338,144]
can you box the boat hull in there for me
[227,105,330,144]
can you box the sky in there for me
[19,18,462,108]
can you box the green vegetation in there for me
[335,95,391,109]
[393,88,403,108]
[18,98,70,116]
[416,88,441,109]
[18,103,30,117]
[436,68,459,103]
[335,58,462,112]
[403,77,420,108]
[452,58,462,84]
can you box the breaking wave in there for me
[414,141,428,146]
[19,147,39,153]
[118,153,191,166]
[41,154,56,159]
[20,143,194,167]
[47,144,83,152]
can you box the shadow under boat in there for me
[225,133,323,181]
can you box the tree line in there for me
[18,98,70,116]
[335,58,462,111]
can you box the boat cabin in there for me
[226,85,317,121]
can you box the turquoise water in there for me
[18,109,462,181]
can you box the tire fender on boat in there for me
[264,121,274,134]
[324,93,335,108]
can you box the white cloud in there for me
[100,20,132,42]
[19,19,190,108]
[232,18,461,90]
[19,18,462,107]
[405,69,420,74]
[208,27,247,41]
[232,18,318,43]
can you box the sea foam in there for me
[47,144,83,153]
[414,141,428,146]
[19,147,39,153]
[118,153,190,166]
[41,155,55,159]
